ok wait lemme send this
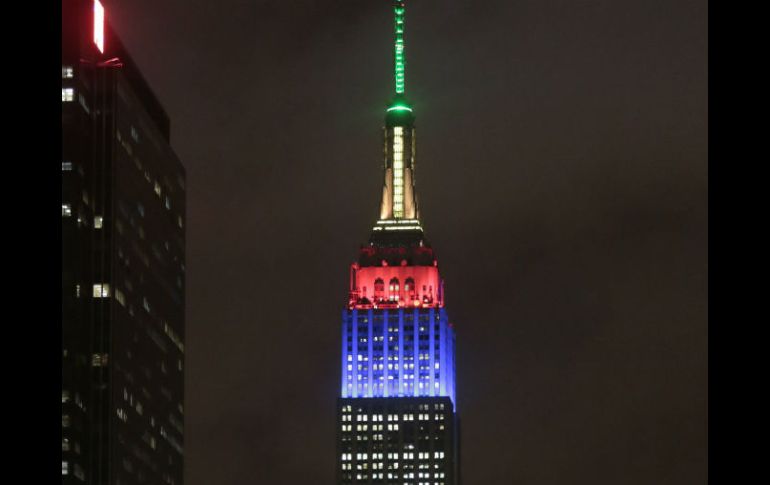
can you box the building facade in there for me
[62,1,185,483]
[336,2,460,484]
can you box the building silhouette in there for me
[336,2,460,484]
[62,1,185,483]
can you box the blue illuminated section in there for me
[340,307,456,406]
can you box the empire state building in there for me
[336,2,460,484]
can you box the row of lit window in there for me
[340,445,445,461]
[347,362,431,372]
[344,347,440,357]
[347,354,420,362]
[341,403,446,414]
[349,354,435,363]
[359,320,437,331]
[62,203,103,228]
[346,382,438,393]
[350,362,435,371]
[340,422,446,435]
[346,376,440,385]
[342,423,403,432]
[349,354,420,362]
[355,335,387,343]
[344,480,444,485]
[349,468,447,479]
[353,339,440,354]
[349,413,441,422]
[349,363,419,371]
[345,375,440,383]
[348,473,442,481]
[355,312,439,323]
[345,451,441,461]
[350,322,440,335]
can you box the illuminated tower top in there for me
[337,4,459,482]
[377,1,420,232]
[350,0,444,310]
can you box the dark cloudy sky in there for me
[102,0,707,483]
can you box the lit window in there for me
[94,216,103,229]
[62,390,70,403]
[62,461,69,475]
[62,204,72,217]
[389,278,400,301]
[62,161,73,171]
[62,88,74,102]
[62,66,74,78]
[93,283,110,298]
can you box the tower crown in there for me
[375,1,421,233]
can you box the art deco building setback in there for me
[336,2,460,484]
[62,1,185,484]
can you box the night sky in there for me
[101,0,707,483]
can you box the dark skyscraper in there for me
[336,2,459,484]
[62,1,186,483]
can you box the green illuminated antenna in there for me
[393,1,406,95]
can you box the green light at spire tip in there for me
[393,2,406,94]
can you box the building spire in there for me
[393,1,406,95]
[375,0,420,231]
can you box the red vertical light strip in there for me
[93,0,105,53]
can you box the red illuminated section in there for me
[348,262,444,309]
[93,0,105,53]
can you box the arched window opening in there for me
[374,278,385,301]
[389,278,400,301]
[405,277,416,301]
